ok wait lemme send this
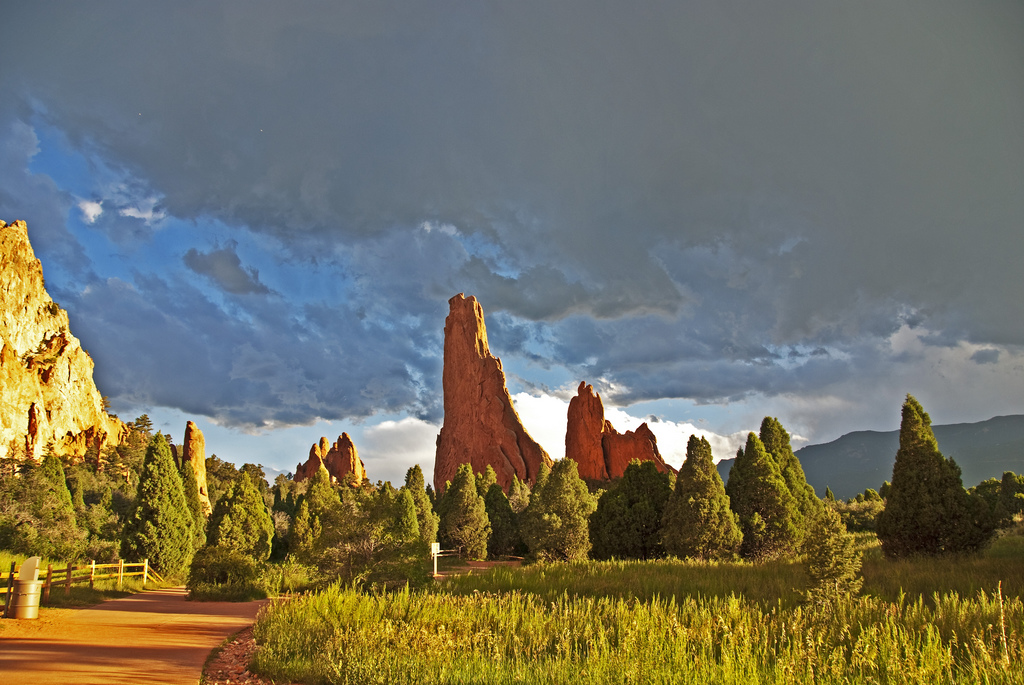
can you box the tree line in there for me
[2,395,1022,593]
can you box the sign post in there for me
[430,542,440,577]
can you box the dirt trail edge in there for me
[0,586,266,685]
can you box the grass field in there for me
[249,532,1024,684]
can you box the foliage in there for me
[437,463,491,559]
[204,454,240,511]
[0,454,87,560]
[969,471,1024,530]
[877,395,993,558]
[662,435,742,560]
[521,458,596,562]
[484,483,519,558]
[759,416,823,543]
[475,465,497,498]
[402,465,438,545]
[830,498,884,532]
[589,460,672,560]
[207,471,275,562]
[726,433,800,560]
[508,475,531,514]
[120,433,196,576]
[802,506,863,604]
[186,544,268,601]
[179,456,206,551]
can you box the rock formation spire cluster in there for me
[564,381,675,481]
[294,432,367,484]
[433,293,552,493]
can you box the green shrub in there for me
[187,545,267,601]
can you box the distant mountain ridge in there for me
[717,415,1024,501]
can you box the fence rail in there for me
[2,558,161,606]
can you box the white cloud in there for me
[77,199,103,223]
[357,417,439,486]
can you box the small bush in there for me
[187,545,267,601]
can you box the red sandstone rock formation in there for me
[434,294,552,493]
[294,432,367,485]
[564,381,675,481]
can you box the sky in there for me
[1,2,1022,485]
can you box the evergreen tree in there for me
[726,433,800,560]
[802,506,862,604]
[438,463,491,559]
[121,434,196,575]
[662,435,742,560]
[590,460,673,560]
[876,395,992,558]
[521,458,596,562]
[402,465,440,544]
[824,486,835,502]
[475,465,498,498]
[759,416,822,542]
[207,471,275,561]
[180,458,206,549]
[508,475,531,514]
[484,483,518,558]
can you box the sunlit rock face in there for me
[294,432,367,485]
[565,381,675,481]
[0,219,125,463]
[433,293,552,494]
[182,421,212,517]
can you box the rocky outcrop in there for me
[565,381,675,481]
[181,421,212,517]
[0,220,125,463]
[434,293,552,493]
[294,432,367,485]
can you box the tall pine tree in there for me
[402,464,439,545]
[876,395,992,557]
[726,433,800,560]
[121,434,196,575]
[662,436,742,560]
[759,417,822,544]
[437,464,491,559]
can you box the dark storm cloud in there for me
[184,244,271,295]
[2,1,1023,429]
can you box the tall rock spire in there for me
[433,293,552,493]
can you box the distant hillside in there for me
[716,415,1024,501]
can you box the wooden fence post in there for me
[117,559,124,588]
[65,563,74,596]
[89,560,96,589]
[43,564,53,604]
[143,559,149,586]
[3,561,14,618]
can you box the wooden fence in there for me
[2,558,166,606]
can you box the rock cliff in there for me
[565,381,675,481]
[433,293,552,493]
[294,432,367,485]
[0,220,125,463]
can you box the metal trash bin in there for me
[10,579,43,619]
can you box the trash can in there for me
[10,579,43,619]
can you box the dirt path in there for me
[0,587,266,684]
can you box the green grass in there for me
[249,532,1024,684]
